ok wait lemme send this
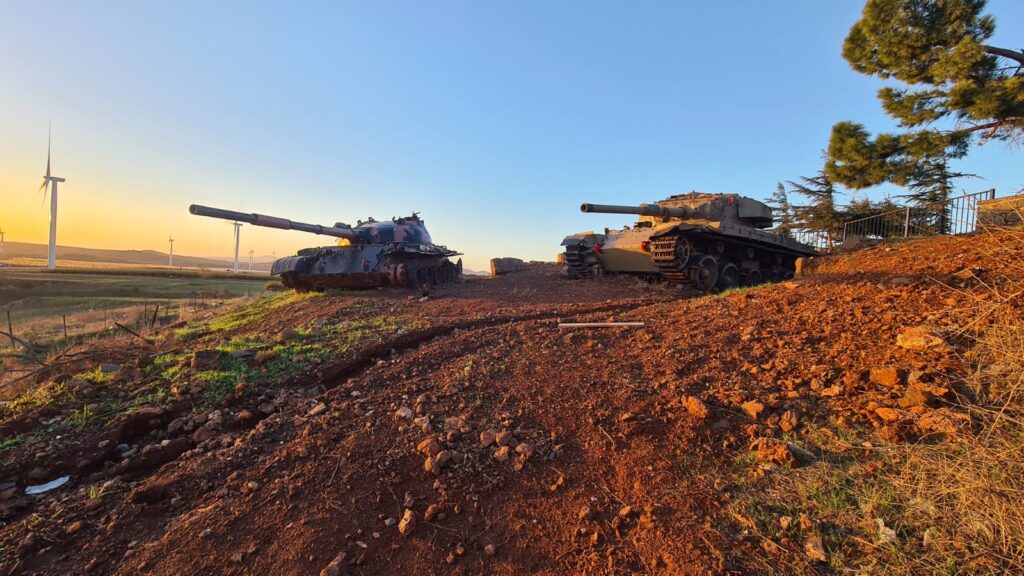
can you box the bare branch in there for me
[985,45,1024,67]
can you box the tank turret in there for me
[189,204,461,291]
[562,192,814,290]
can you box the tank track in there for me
[279,259,461,292]
[563,243,591,279]
[651,236,689,284]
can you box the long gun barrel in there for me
[580,203,695,219]
[189,205,358,240]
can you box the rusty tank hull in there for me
[190,205,462,291]
[561,193,817,290]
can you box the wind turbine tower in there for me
[248,248,254,272]
[0,226,5,257]
[168,235,175,267]
[38,130,65,270]
[231,222,242,273]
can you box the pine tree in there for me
[904,158,972,233]
[767,182,796,238]
[825,0,1024,189]
[788,171,842,249]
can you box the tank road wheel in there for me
[744,269,764,285]
[691,255,719,291]
[718,263,740,290]
[674,237,693,268]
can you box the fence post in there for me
[989,188,996,200]
[903,207,911,238]
[842,222,847,244]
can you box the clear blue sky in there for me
[2,1,1021,270]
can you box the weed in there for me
[0,435,24,450]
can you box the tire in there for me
[691,255,719,291]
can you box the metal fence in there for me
[791,229,832,251]
[842,189,996,243]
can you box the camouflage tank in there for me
[189,205,461,291]
[561,192,816,290]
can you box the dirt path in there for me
[2,232,1021,575]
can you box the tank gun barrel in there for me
[580,203,694,219]
[189,205,357,240]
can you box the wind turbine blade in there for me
[45,127,51,180]
[40,181,49,208]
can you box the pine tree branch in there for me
[957,117,1024,136]
[984,45,1024,67]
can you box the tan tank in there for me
[560,192,817,290]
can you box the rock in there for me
[899,382,937,408]
[805,535,827,562]
[779,516,793,530]
[877,518,898,544]
[308,403,328,417]
[514,443,534,458]
[423,456,441,475]
[484,544,495,556]
[479,429,497,447]
[190,350,223,371]
[394,406,414,419]
[489,257,525,277]
[236,409,258,423]
[384,517,397,527]
[66,520,85,534]
[493,446,511,462]
[258,402,277,416]
[896,326,946,352]
[750,437,796,465]
[319,552,347,576]
[435,450,454,467]
[398,509,416,535]
[192,426,213,443]
[99,363,121,375]
[918,411,958,436]
[683,396,708,419]
[424,503,441,522]
[779,410,799,432]
[495,431,514,447]
[113,365,140,383]
[255,350,279,364]
[277,328,299,342]
[869,367,901,388]
[741,400,765,420]
[230,350,254,361]
[417,438,441,458]
[618,506,633,518]
[875,407,901,422]
[820,385,841,397]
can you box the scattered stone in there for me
[683,396,708,419]
[424,503,441,522]
[255,350,279,364]
[192,426,213,443]
[435,450,454,467]
[424,457,441,475]
[779,516,793,530]
[308,403,328,417]
[877,518,898,544]
[484,543,495,556]
[493,446,511,462]
[277,328,299,342]
[779,410,799,432]
[897,326,946,352]
[66,520,84,534]
[417,438,441,458]
[875,407,901,422]
[805,535,827,562]
[99,363,121,375]
[741,400,765,420]
[384,517,397,527]
[394,406,414,419]
[750,437,796,466]
[495,431,514,447]
[514,443,534,458]
[258,402,277,416]
[398,509,416,535]
[190,350,223,371]
[869,367,901,388]
[820,385,842,397]
[618,506,633,518]
[479,429,497,447]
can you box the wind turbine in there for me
[0,226,5,257]
[168,235,175,266]
[37,128,65,270]
[231,221,242,273]
[248,248,254,272]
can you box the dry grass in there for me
[866,226,1024,574]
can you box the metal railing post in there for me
[903,207,911,238]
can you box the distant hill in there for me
[0,241,272,271]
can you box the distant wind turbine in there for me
[231,221,242,273]
[248,248,254,272]
[168,235,175,266]
[0,226,5,256]
[37,127,65,270]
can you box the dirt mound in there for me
[1,231,1021,575]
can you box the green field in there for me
[0,267,271,345]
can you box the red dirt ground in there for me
[1,229,1021,575]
